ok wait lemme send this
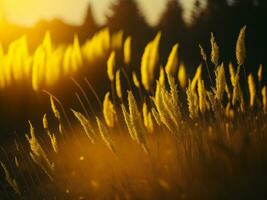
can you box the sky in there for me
[0,0,195,27]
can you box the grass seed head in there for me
[248,74,256,107]
[124,36,131,65]
[115,70,122,99]
[132,72,140,88]
[178,62,187,89]
[165,43,179,75]
[103,92,117,128]
[210,33,219,66]
[107,51,116,81]
[236,26,247,66]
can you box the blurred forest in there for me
[0,0,266,71]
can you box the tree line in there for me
[0,0,266,76]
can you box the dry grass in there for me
[0,26,267,200]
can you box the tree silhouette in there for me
[106,0,152,70]
[158,0,186,33]
[106,0,150,36]
[80,4,98,41]
[157,0,187,63]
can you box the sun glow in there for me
[0,0,195,27]
[1,0,88,26]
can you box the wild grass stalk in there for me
[75,92,90,118]
[96,117,116,154]
[121,67,133,92]
[0,161,20,195]
[199,44,214,87]
[84,77,102,109]
[43,90,73,131]
[210,33,219,67]
[71,109,95,143]
[115,70,122,100]
[71,78,96,116]
[26,121,54,181]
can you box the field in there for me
[0,26,267,200]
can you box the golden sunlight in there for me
[0,1,266,200]
[1,0,195,26]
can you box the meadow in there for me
[0,26,267,200]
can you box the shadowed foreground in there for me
[1,112,267,200]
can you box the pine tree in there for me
[106,0,150,35]
[106,0,152,71]
[157,0,187,64]
[158,0,186,34]
[80,4,98,40]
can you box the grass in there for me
[0,26,267,200]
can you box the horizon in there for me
[0,0,196,27]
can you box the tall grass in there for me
[1,26,267,200]
[0,28,123,90]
